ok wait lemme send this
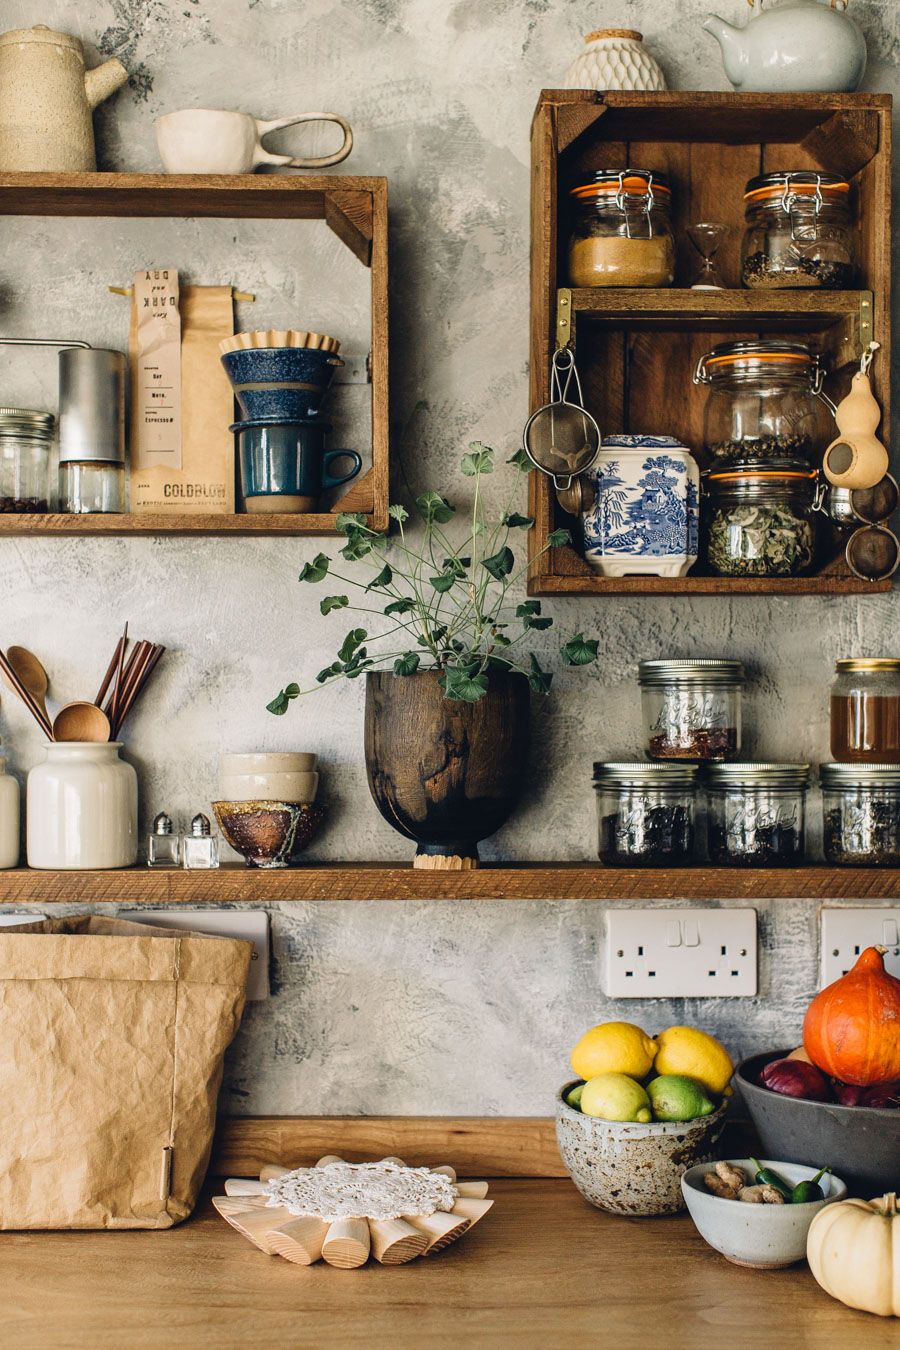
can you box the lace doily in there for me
[264,1160,459,1221]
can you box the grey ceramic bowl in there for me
[682,1158,847,1268]
[737,1050,900,1195]
[556,1081,727,1216]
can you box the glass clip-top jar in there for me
[568,169,675,288]
[821,763,900,867]
[593,761,698,867]
[0,407,54,513]
[639,659,744,761]
[741,171,857,290]
[694,340,834,468]
[705,763,810,867]
[830,658,900,762]
[705,462,822,578]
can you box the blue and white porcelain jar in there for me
[581,435,700,577]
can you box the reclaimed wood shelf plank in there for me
[0,511,362,537]
[2,863,899,903]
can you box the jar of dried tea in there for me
[821,763,900,867]
[705,463,820,577]
[705,763,810,867]
[639,659,744,762]
[741,172,857,290]
[830,658,900,762]
[568,169,675,288]
[593,762,698,867]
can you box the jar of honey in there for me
[830,658,900,763]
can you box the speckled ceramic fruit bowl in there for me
[556,1081,727,1216]
[212,799,325,868]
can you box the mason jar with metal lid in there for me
[694,341,834,467]
[0,407,54,512]
[741,171,857,289]
[705,462,820,577]
[639,659,744,761]
[593,761,698,866]
[821,763,900,867]
[568,169,675,288]
[830,658,900,762]
[705,763,810,866]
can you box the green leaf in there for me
[338,628,367,662]
[393,653,420,676]
[320,594,349,615]
[503,512,534,529]
[528,616,553,631]
[384,597,415,616]
[561,633,599,666]
[517,600,552,630]
[335,512,369,535]
[507,447,531,472]
[442,668,489,702]
[366,564,393,591]
[416,491,455,525]
[418,625,447,649]
[299,553,330,582]
[460,443,494,477]
[547,528,572,548]
[340,533,374,562]
[481,545,514,580]
[430,571,458,593]
[266,692,289,715]
[442,556,470,574]
[388,504,409,522]
[491,633,511,648]
[516,601,541,618]
[283,683,300,697]
[316,661,343,684]
[528,654,553,695]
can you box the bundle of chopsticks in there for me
[95,626,166,740]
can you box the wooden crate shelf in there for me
[0,172,389,535]
[2,862,899,903]
[528,91,892,597]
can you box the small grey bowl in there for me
[682,1158,847,1268]
[556,1081,727,1216]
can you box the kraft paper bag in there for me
[0,914,251,1230]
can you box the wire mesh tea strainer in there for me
[523,347,601,494]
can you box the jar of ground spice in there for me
[568,169,675,288]
[0,408,53,512]
[705,763,810,867]
[821,763,900,867]
[741,172,857,290]
[639,659,744,762]
[830,658,900,762]
[593,762,698,867]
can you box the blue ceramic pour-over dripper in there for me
[220,344,345,422]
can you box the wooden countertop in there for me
[2,1182,890,1349]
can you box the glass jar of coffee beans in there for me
[821,763,900,867]
[639,659,744,761]
[705,763,810,866]
[593,762,698,867]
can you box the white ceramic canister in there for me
[0,755,20,868]
[26,742,138,869]
[582,435,700,578]
[564,29,668,92]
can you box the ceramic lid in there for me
[0,26,83,51]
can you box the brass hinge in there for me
[858,291,874,349]
[556,287,573,350]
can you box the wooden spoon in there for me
[6,646,50,726]
[52,701,111,743]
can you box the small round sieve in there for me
[523,347,601,490]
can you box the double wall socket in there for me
[820,907,900,987]
[605,908,758,998]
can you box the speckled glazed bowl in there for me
[212,799,324,868]
[556,1081,728,1216]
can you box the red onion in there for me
[759,1057,833,1102]
[859,1081,900,1110]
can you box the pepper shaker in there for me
[147,811,180,867]
[182,812,219,869]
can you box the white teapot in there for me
[0,25,129,171]
[703,0,866,93]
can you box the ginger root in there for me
[704,1172,740,1200]
[739,1184,785,1205]
[715,1161,747,1190]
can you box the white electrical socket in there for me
[605,908,758,998]
[820,907,900,987]
[124,909,270,1000]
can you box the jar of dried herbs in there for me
[694,341,833,468]
[639,659,744,761]
[821,763,900,867]
[0,407,54,512]
[741,172,857,290]
[705,763,810,867]
[568,169,675,288]
[705,464,820,577]
[593,762,698,867]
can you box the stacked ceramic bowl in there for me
[212,752,324,868]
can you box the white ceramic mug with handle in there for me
[155,107,353,174]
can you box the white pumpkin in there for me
[807,1192,900,1318]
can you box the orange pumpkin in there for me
[803,946,900,1087]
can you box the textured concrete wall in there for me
[1,0,899,1114]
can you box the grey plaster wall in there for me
[1,0,899,1115]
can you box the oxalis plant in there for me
[267,443,598,709]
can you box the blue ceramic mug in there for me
[234,417,362,513]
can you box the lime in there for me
[579,1073,652,1123]
[565,1082,585,1110]
[647,1074,716,1122]
[570,1021,658,1080]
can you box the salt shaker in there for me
[147,811,180,867]
[182,812,219,869]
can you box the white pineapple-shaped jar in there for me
[564,29,668,92]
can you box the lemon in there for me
[571,1021,658,1080]
[654,1026,734,1095]
[647,1074,716,1122]
[580,1073,652,1123]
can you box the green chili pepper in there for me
[791,1167,831,1204]
[750,1158,793,1201]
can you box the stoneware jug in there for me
[564,28,667,91]
[703,0,866,93]
[0,25,129,171]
